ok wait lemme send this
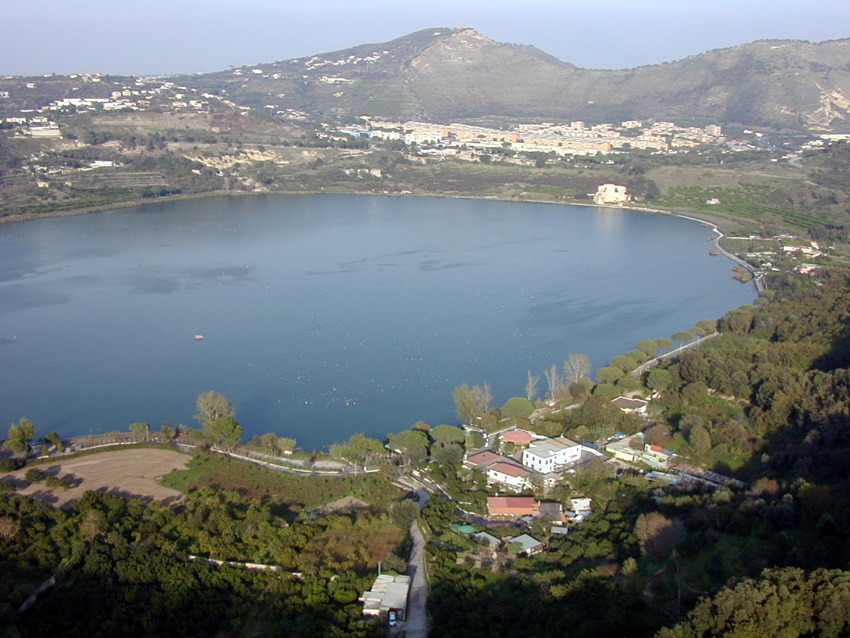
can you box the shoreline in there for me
[0,187,737,236]
[1,186,755,290]
[0,189,758,449]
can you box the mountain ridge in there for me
[172,27,850,131]
[3,27,850,131]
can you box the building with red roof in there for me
[502,430,533,446]
[488,461,532,489]
[487,496,539,517]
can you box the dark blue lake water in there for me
[0,194,755,449]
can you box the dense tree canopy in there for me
[0,453,408,637]
[657,568,850,638]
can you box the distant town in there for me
[362,119,723,154]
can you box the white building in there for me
[568,498,593,523]
[593,184,629,206]
[522,437,582,473]
[487,462,532,489]
[360,574,411,619]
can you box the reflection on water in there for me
[0,195,755,449]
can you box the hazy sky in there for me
[3,0,849,76]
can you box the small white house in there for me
[487,462,532,489]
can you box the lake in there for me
[0,194,755,449]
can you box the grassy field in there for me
[161,452,404,513]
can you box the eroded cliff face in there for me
[806,87,850,129]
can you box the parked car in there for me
[388,611,397,627]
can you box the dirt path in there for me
[4,448,189,507]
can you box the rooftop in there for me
[490,462,529,478]
[611,397,649,410]
[473,531,501,547]
[488,496,538,510]
[466,450,502,466]
[526,436,580,459]
[360,574,411,616]
[503,430,533,444]
[507,533,543,553]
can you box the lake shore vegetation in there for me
[3,265,850,636]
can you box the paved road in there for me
[396,477,430,637]
[403,521,429,638]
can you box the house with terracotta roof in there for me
[464,450,502,470]
[502,429,533,447]
[605,432,675,468]
[643,443,675,469]
[487,496,540,518]
[487,461,532,489]
[465,449,532,489]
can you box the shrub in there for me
[501,397,535,419]
[0,458,24,472]
[45,476,72,490]
[570,378,594,398]
[593,383,621,398]
[25,468,46,483]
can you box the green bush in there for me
[570,378,594,398]
[593,383,621,398]
[45,476,71,490]
[25,468,46,483]
[0,458,24,472]
[501,397,535,419]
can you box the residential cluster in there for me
[461,392,742,521]
[727,235,828,276]
[1,77,243,121]
[464,434,603,492]
[365,119,725,156]
[3,115,63,138]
